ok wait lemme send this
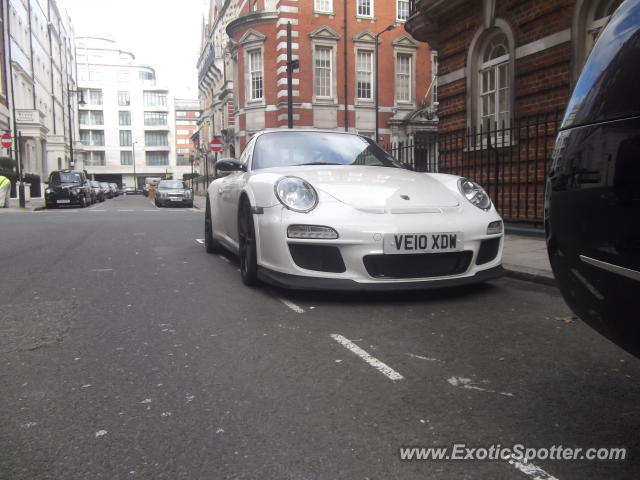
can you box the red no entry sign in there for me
[210,139,223,152]
[1,133,12,149]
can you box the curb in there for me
[503,266,556,287]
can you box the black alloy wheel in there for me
[204,195,223,254]
[238,200,258,285]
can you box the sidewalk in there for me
[1,196,45,212]
[194,195,555,287]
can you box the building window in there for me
[117,70,129,83]
[89,69,102,81]
[120,130,132,147]
[144,111,168,126]
[177,120,197,125]
[397,0,409,21]
[357,0,373,17]
[80,130,105,146]
[120,151,133,165]
[356,50,373,100]
[176,111,187,117]
[177,139,189,145]
[177,129,191,135]
[176,155,191,166]
[314,46,332,98]
[431,52,438,104]
[81,89,103,105]
[314,0,332,13]
[118,91,130,106]
[85,151,105,166]
[139,71,155,81]
[144,91,167,107]
[478,32,510,128]
[119,111,131,126]
[79,110,103,125]
[249,50,263,101]
[145,131,168,146]
[146,151,169,166]
[395,53,412,103]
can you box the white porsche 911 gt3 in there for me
[205,129,504,290]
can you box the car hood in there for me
[254,166,460,213]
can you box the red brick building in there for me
[173,98,200,176]
[198,0,436,160]
[405,0,622,224]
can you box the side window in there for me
[242,138,256,170]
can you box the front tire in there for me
[79,195,87,208]
[204,195,223,254]
[238,200,258,286]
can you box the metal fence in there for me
[384,111,563,226]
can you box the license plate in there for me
[57,199,70,204]
[383,232,463,254]
[170,198,182,202]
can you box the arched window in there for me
[478,31,510,129]
[573,0,623,82]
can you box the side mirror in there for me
[216,157,244,172]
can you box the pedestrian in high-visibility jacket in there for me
[0,175,10,208]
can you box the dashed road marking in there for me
[195,239,205,244]
[331,334,404,381]
[217,254,231,264]
[91,268,113,272]
[447,376,513,397]
[279,298,305,313]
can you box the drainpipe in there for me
[343,0,348,131]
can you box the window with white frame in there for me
[144,111,168,126]
[395,53,412,103]
[248,50,263,101]
[145,131,168,146]
[144,91,167,107]
[85,151,105,166]
[397,0,409,21]
[357,0,373,17]
[314,46,332,98]
[119,111,131,126]
[146,151,168,166]
[120,151,133,165]
[119,130,132,147]
[118,91,130,106]
[81,89,102,105]
[314,0,332,12]
[356,50,373,100]
[79,110,103,125]
[79,129,105,146]
[478,32,510,128]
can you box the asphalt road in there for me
[1,195,638,480]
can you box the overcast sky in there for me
[61,0,207,99]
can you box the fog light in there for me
[487,220,503,235]
[287,225,338,239]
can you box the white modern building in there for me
[6,0,81,195]
[75,35,183,189]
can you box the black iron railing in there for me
[384,111,563,225]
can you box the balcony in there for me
[404,0,465,47]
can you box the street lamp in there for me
[67,88,86,168]
[132,141,138,191]
[375,23,397,143]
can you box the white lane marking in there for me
[92,209,106,212]
[95,430,108,438]
[331,334,404,381]
[117,209,134,212]
[91,268,113,272]
[279,298,305,314]
[447,376,513,397]
[505,454,560,480]
[407,353,441,362]
[217,254,231,264]
[143,209,159,212]
[195,239,205,244]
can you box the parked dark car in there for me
[109,183,119,197]
[45,170,92,208]
[91,181,105,202]
[155,180,193,207]
[546,0,640,357]
[100,182,112,199]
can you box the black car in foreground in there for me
[546,0,640,357]
[45,170,92,208]
[155,180,193,207]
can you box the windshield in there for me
[50,172,81,184]
[158,180,187,189]
[251,131,404,170]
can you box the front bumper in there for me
[157,196,193,206]
[254,201,504,288]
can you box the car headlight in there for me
[275,176,318,213]
[45,188,52,194]
[457,178,491,210]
